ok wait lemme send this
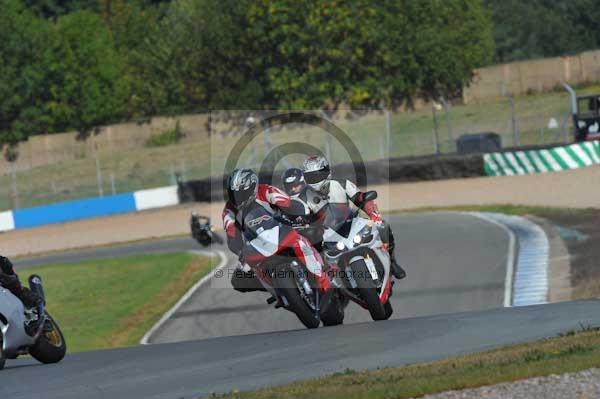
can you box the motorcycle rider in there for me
[0,256,43,334]
[301,155,407,280]
[190,211,202,237]
[282,168,307,197]
[222,169,323,292]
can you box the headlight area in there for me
[353,225,373,245]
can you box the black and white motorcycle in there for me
[0,275,67,370]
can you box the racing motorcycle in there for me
[0,275,67,370]
[318,193,394,321]
[191,213,224,247]
[242,202,344,329]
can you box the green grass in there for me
[18,252,216,352]
[145,121,184,147]
[212,327,600,399]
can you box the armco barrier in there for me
[0,185,179,233]
[484,141,600,176]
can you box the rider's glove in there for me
[371,213,383,226]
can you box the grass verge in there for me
[212,327,600,399]
[18,252,216,352]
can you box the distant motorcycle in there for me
[0,275,67,370]
[319,192,394,321]
[191,213,224,247]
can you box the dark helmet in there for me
[282,168,306,196]
[302,155,331,195]
[227,169,258,208]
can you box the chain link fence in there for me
[0,91,580,211]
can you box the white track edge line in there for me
[464,212,516,308]
[140,249,229,345]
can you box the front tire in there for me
[29,312,66,364]
[273,267,320,329]
[0,333,5,370]
[351,260,386,321]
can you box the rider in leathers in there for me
[222,169,328,293]
[0,256,42,334]
[300,155,406,280]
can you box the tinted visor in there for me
[232,183,257,206]
[304,169,329,184]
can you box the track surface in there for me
[151,212,509,342]
[3,212,531,398]
[3,300,600,399]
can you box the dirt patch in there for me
[534,209,600,299]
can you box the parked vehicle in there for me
[0,275,67,370]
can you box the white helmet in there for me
[302,155,331,195]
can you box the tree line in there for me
[3,0,600,146]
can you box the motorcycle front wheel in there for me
[29,312,67,364]
[273,266,320,329]
[0,333,5,370]
[350,260,387,321]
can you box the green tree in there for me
[45,10,128,133]
[247,0,493,109]
[486,0,600,62]
[0,0,53,147]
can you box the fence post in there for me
[94,150,104,197]
[110,172,116,195]
[438,96,454,144]
[432,105,441,154]
[385,109,392,154]
[508,95,519,146]
[10,164,19,209]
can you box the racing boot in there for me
[389,251,406,280]
[230,266,266,292]
[18,287,43,336]
[379,223,406,280]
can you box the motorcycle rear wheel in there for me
[29,312,67,364]
[273,267,320,329]
[321,292,344,326]
[351,260,387,321]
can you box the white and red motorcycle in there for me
[318,195,394,321]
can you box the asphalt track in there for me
[4,212,584,399]
[3,300,600,399]
[150,212,509,342]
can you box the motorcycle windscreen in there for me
[321,203,354,238]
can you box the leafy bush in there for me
[145,121,184,147]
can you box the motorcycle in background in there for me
[0,275,67,370]
[191,213,224,247]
